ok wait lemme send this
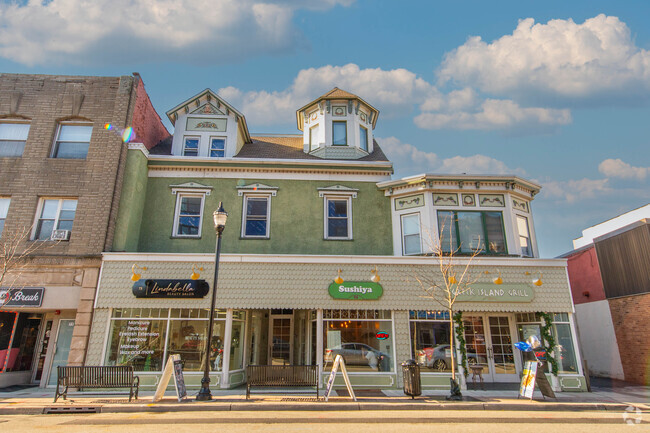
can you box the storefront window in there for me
[553,313,578,374]
[0,312,41,373]
[105,308,245,372]
[105,317,167,372]
[323,309,393,372]
[409,310,452,372]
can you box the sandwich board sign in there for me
[324,354,356,401]
[153,354,187,402]
[518,361,556,400]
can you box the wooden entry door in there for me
[268,313,293,365]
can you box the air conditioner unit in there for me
[51,229,70,241]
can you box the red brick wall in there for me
[566,246,606,305]
[131,77,169,149]
[608,294,650,385]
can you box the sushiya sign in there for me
[328,281,383,300]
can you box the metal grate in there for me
[43,406,101,414]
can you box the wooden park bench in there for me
[246,365,319,400]
[54,366,140,403]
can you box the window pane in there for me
[402,214,419,235]
[437,211,457,253]
[457,212,485,253]
[0,141,25,157]
[0,220,4,236]
[41,200,59,218]
[58,125,92,142]
[0,198,9,218]
[324,320,393,372]
[404,234,421,255]
[328,200,347,218]
[167,320,225,371]
[181,197,202,215]
[555,323,578,373]
[359,126,368,151]
[104,319,166,372]
[245,219,267,237]
[332,121,347,145]
[57,220,74,231]
[410,321,454,372]
[328,218,348,238]
[247,198,267,217]
[309,125,319,151]
[0,123,29,140]
[210,139,225,150]
[55,142,89,158]
[517,216,531,256]
[484,212,506,254]
[184,138,199,156]
[36,220,55,240]
[178,216,200,235]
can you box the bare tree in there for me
[410,219,482,396]
[0,225,56,308]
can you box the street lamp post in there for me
[196,202,228,401]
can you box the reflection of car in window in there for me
[417,344,487,371]
[325,343,390,370]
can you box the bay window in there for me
[437,210,507,254]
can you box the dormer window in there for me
[210,137,225,157]
[360,126,368,152]
[332,121,347,146]
[183,137,199,156]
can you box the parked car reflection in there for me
[416,344,487,371]
[325,343,390,371]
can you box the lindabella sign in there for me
[132,279,210,298]
[328,281,383,300]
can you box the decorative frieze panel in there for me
[186,117,227,132]
[513,199,529,213]
[433,193,458,206]
[461,194,475,206]
[395,194,424,211]
[332,106,347,116]
[478,194,505,207]
[190,104,224,115]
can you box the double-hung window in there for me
[0,198,10,236]
[33,198,77,240]
[359,126,368,152]
[309,125,319,151]
[53,124,92,159]
[517,215,532,257]
[173,194,204,237]
[210,138,225,157]
[325,197,351,239]
[401,213,422,255]
[332,121,347,146]
[437,210,507,254]
[242,195,270,238]
[0,123,29,157]
[183,137,199,156]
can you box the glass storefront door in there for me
[47,319,75,386]
[269,314,292,365]
[463,315,519,382]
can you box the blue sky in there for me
[1,0,649,257]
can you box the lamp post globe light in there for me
[197,202,228,401]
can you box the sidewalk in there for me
[1,381,648,415]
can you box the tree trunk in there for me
[449,311,455,381]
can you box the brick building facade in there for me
[0,73,167,387]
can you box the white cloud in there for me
[0,0,353,66]
[438,14,650,104]
[376,136,524,178]
[541,178,610,203]
[598,158,649,180]
[220,64,436,126]
[415,98,571,131]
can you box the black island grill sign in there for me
[132,279,210,298]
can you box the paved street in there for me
[1,409,647,432]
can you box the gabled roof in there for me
[296,87,380,131]
[165,88,251,143]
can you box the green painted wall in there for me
[112,149,149,252]
[132,176,393,255]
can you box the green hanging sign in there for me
[328,281,383,300]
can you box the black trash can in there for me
[401,359,421,398]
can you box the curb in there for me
[0,401,641,415]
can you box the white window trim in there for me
[182,136,200,156]
[401,212,422,256]
[0,197,10,236]
[240,193,273,239]
[209,136,226,157]
[359,125,368,152]
[51,123,93,159]
[31,197,77,241]
[172,193,206,238]
[0,122,30,157]
[515,214,533,257]
[332,120,348,146]
[322,195,353,240]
